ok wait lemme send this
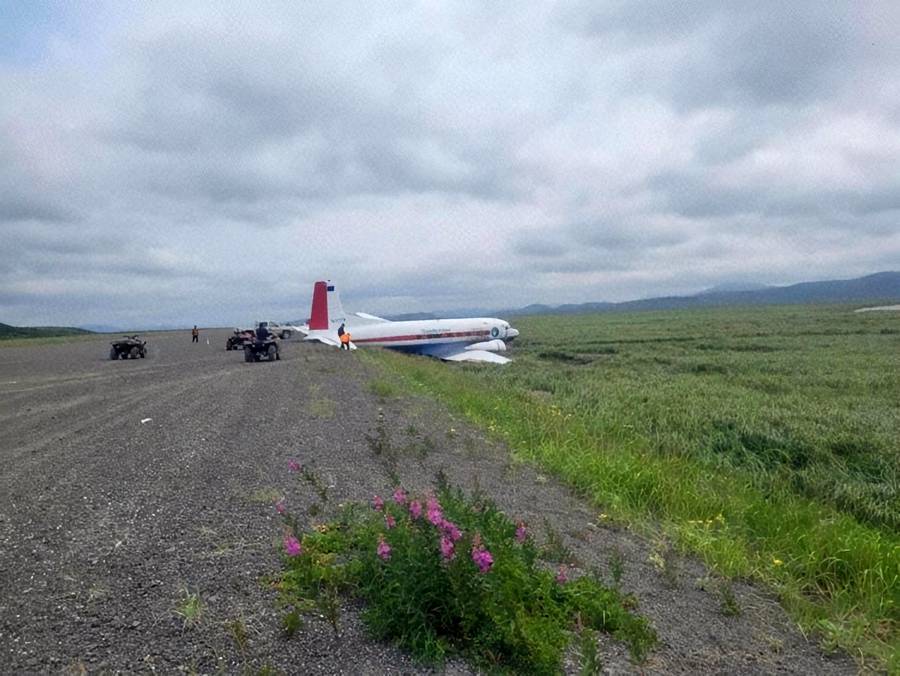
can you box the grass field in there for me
[0,323,94,343]
[364,304,899,670]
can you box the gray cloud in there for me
[564,1,893,109]
[511,236,568,259]
[0,1,898,326]
[0,195,75,223]
[646,168,900,221]
[569,220,690,251]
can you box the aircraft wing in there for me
[354,312,391,323]
[442,349,511,364]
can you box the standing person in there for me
[337,323,345,338]
[192,325,199,343]
[340,329,351,350]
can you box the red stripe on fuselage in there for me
[353,330,491,344]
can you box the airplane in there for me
[298,281,519,364]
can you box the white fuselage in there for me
[349,318,513,353]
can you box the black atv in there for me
[226,329,254,351]
[243,337,280,362]
[110,335,147,360]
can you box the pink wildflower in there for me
[440,519,462,542]
[440,536,455,560]
[288,458,301,473]
[556,565,568,584]
[392,488,407,505]
[377,536,391,561]
[409,500,423,520]
[426,497,443,526]
[283,535,302,557]
[515,521,527,543]
[471,546,494,574]
[385,514,396,529]
[372,495,384,511]
[275,499,286,515]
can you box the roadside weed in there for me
[649,540,679,588]
[226,617,249,656]
[307,396,336,419]
[541,519,575,564]
[365,409,393,458]
[574,623,602,675]
[248,487,282,504]
[718,580,741,616]
[274,481,656,671]
[609,547,626,589]
[281,609,303,637]
[175,588,203,628]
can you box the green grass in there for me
[360,304,900,670]
[0,334,99,347]
[0,323,93,341]
[368,377,401,399]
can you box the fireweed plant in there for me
[273,471,655,672]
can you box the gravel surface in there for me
[0,332,856,674]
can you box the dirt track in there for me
[0,332,855,674]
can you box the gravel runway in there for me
[0,332,855,674]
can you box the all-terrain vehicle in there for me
[110,335,147,360]
[226,328,255,351]
[243,337,280,362]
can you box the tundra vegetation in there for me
[0,324,95,346]
[362,304,899,670]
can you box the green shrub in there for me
[275,482,655,672]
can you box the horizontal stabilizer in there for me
[304,332,356,349]
[304,332,340,347]
[443,349,511,364]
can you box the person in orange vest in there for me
[340,329,351,350]
[191,325,199,343]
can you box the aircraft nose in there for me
[506,327,519,340]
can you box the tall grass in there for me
[361,305,899,670]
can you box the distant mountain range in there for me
[4,272,899,334]
[388,271,900,319]
[513,271,900,316]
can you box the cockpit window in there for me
[491,327,500,338]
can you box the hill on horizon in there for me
[0,323,94,340]
[502,271,900,317]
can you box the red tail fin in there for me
[309,281,329,330]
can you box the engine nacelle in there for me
[465,339,506,352]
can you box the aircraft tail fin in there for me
[308,280,347,331]
[308,281,329,330]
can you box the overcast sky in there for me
[2,1,899,327]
